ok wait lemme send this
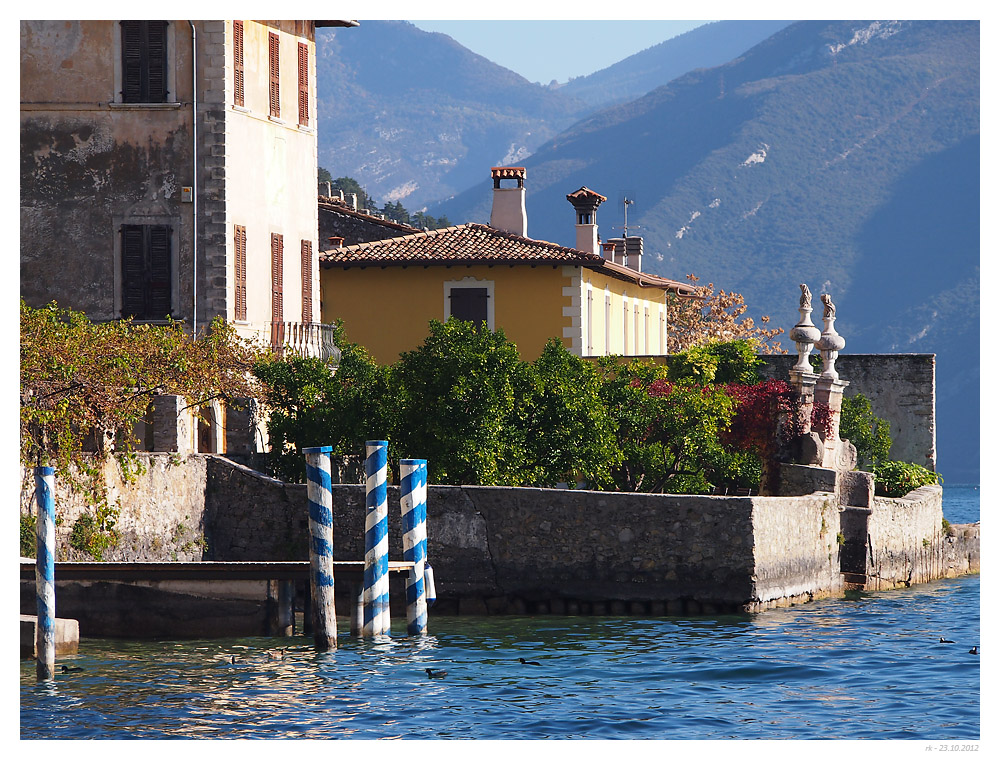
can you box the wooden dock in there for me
[18,558,414,582]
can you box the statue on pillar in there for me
[817,293,845,381]
[790,283,821,374]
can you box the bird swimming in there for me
[939,637,955,644]
[519,657,541,666]
[425,668,448,678]
[60,665,83,672]
[969,646,979,655]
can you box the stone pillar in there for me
[224,397,256,455]
[151,394,194,454]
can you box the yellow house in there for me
[319,167,694,363]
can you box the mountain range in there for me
[316,20,980,482]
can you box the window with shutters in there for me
[120,21,169,103]
[449,288,488,325]
[121,224,172,319]
[297,42,309,125]
[269,32,280,117]
[443,277,494,329]
[271,233,284,325]
[234,225,247,321]
[233,21,245,107]
[300,240,313,323]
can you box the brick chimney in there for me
[490,167,527,236]
[566,186,607,255]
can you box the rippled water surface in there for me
[20,487,980,740]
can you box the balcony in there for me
[268,321,341,365]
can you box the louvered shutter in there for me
[297,42,308,125]
[269,32,280,117]
[121,225,146,316]
[271,233,284,324]
[300,240,312,323]
[233,21,245,107]
[145,21,168,102]
[147,225,172,319]
[121,22,143,103]
[121,21,168,103]
[234,225,247,321]
[449,288,488,324]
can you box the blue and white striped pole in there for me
[363,440,390,636]
[303,446,337,650]
[34,466,56,681]
[400,459,428,635]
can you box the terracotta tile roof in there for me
[318,196,423,235]
[319,223,695,293]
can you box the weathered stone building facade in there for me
[20,20,351,353]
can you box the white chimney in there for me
[490,166,527,236]
[566,186,607,255]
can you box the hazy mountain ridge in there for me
[427,20,979,480]
[316,20,784,210]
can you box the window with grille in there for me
[297,42,309,125]
[269,32,280,117]
[120,21,169,103]
[233,21,244,107]
[121,224,172,319]
[234,225,247,321]
[301,240,313,323]
[271,233,284,324]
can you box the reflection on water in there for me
[21,575,979,740]
[21,487,979,740]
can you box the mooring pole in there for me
[303,446,337,650]
[400,459,429,635]
[363,440,390,636]
[34,466,56,681]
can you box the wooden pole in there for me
[34,466,56,681]
[303,446,336,650]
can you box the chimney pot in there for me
[490,166,528,236]
[327,236,344,248]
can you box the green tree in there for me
[317,166,333,184]
[330,176,372,211]
[840,393,892,470]
[522,339,620,487]
[253,321,392,482]
[392,319,535,486]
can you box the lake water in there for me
[20,485,980,741]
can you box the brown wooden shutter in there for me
[271,233,284,324]
[233,21,244,107]
[121,224,171,319]
[121,22,143,103]
[147,225,172,318]
[269,32,280,117]
[297,42,308,125]
[449,288,488,324]
[120,21,168,103]
[300,240,313,323]
[234,225,247,321]
[121,225,146,316]
[146,21,168,102]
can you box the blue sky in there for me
[407,20,709,84]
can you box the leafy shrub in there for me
[69,502,120,560]
[873,460,942,498]
[840,393,892,470]
[666,339,762,385]
[20,514,36,558]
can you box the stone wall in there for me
[759,354,936,470]
[318,197,421,248]
[864,484,977,589]
[20,454,208,562]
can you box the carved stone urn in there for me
[789,284,821,374]
[816,293,846,380]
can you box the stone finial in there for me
[789,283,821,374]
[816,293,846,380]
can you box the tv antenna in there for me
[612,196,640,237]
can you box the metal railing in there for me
[269,321,341,364]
